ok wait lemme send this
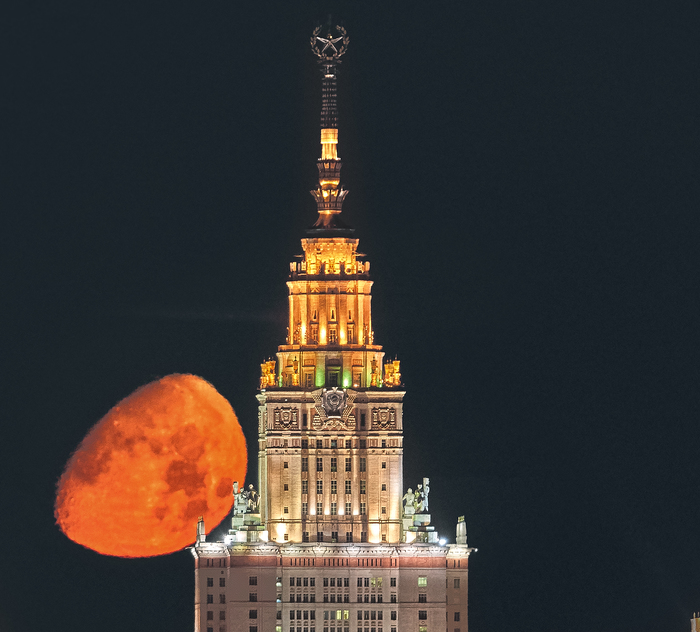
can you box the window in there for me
[284,483,289,491]
[219,611,226,620]
[381,506,386,514]
[381,440,386,448]
[345,457,352,472]
[345,502,352,515]
[331,480,337,494]
[345,440,352,449]
[390,594,397,603]
[249,593,257,602]
[302,480,308,494]
[359,458,366,472]
[219,594,226,604]
[359,439,366,449]
[207,578,214,587]
[331,439,338,449]
[331,502,337,515]
[454,612,461,621]
[207,628,213,632]
[290,577,296,587]
[207,612,214,621]
[303,531,310,542]
[310,578,316,587]
[284,461,289,469]
[361,531,367,542]
[331,531,338,542]
[360,413,366,427]
[359,503,366,515]
[302,457,308,472]
[219,578,225,588]
[249,610,258,619]
[453,578,460,589]
[331,457,337,472]
[418,577,427,587]
[207,595,214,604]
[284,533,289,541]
[302,502,308,515]
[249,627,258,632]
[357,578,363,587]
[329,329,337,343]
[381,534,387,542]
[302,439,309,449]
[345,480,352,494]
[317,502,323,515]
[381,462,386,469]
[317,458,323,472]
[284,506,289,514]
[418,611,427,620]
[317,440,323,449]
[250,576,258,586]
[317,480,323,494]
[360,481,366,495]
[419,627,428,632]
[390,577,396,587]
[390,612,397,621]
[317,531,323,542]
[419,593,427,603]
[381,483,386,491]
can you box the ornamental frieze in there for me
[311,388,357,430]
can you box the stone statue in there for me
[232,481,248,515]
[246,484,260,512]
[402,488,415,516]
[415,484,424,513]
[422,477,430,512]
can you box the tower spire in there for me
[309,23,351,233]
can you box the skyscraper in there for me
[192,24,475,632]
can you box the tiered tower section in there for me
[257,25,405,545]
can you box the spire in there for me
[309,22,352,234]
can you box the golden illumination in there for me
[321,128,338,160]
[54,374,247,558]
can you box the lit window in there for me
[331,457,337,472]
[345,502,352,515]
[331,480,337,494]
[331,439,337,449]
[345,480,352,494]
[329,329,337,343]
[317,502,323,514]
[317,480,323,494]
[302,480,308,494]
[302,502,308,515]
[331,502,337,515]
[418,577,427,587]
[360,481,366,495]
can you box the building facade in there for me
[192,24,475,632]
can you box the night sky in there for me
[4,2,699,631]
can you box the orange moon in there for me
[54,374,247,557]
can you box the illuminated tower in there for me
[192,24,475,632]
[257,24,404,546]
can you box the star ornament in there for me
[317,35,343,55]
[310,24,349,60]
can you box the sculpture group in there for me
[232,482,260,515]
[402,477,430,516]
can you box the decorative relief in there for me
[311,388,357,430]
[371,407,396,429]
[273,407,298,429]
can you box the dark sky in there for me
[3,1,699,631]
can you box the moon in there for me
[54,374,247,557]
